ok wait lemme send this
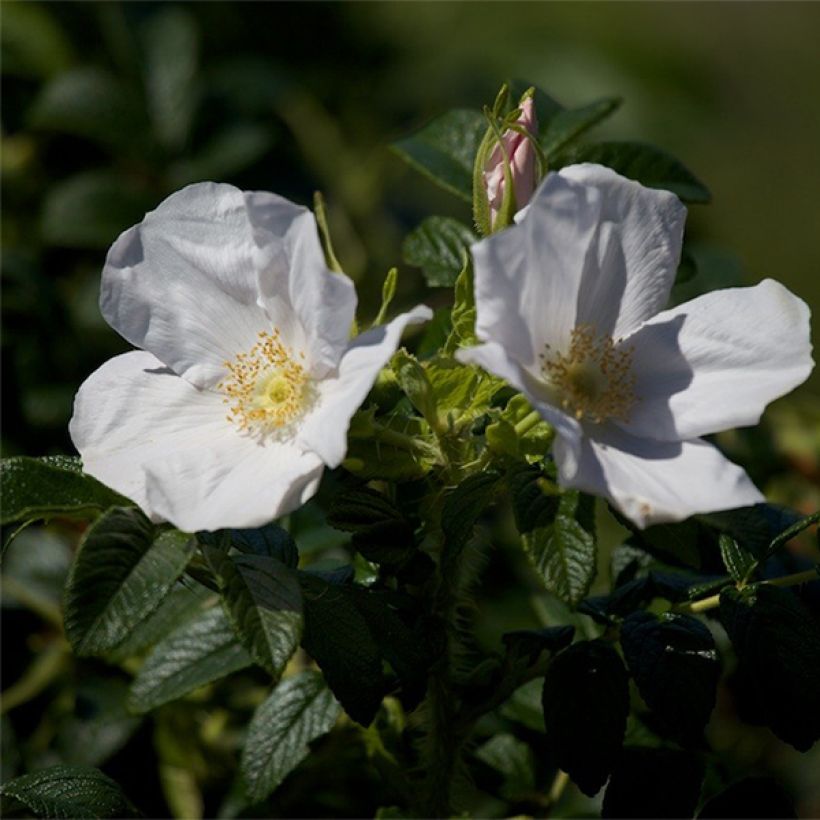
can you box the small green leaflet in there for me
[63,507,196,657]
[240,671,341,802]
[204,547,303,680]
[523,491,597,608]
[402,216,476,287]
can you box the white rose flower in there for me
[70,183,431,532]
[458,163,813,527]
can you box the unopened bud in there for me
[483,95,538,229]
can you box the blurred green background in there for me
[2,1,819,462]
[2,4,820,817]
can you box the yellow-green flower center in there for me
[540,324,637,424]
[219,330,314,438]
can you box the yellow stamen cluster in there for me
[219,329,313,439]
[540,324,637,424]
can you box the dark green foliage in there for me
[553,141,711,203]
[1,457,127,529]
[391,109,486,202]
[719,584,820,751]
[402,217,476,287]
[298,573,384,726]
[440,471,501,568]
[698,777,796,819]
[0,765,140,818]
[523,491,597,607]
[506,462,560,534]
[719,533,757,583]
[203,547,303,679]
[222,523,299,568]
[128,604,253,713]
[602,748,704,818]
[502,625,575,663]
[63,507,196,656]
[240,671,341,802]
[620,611,719,743]
[542,640,630,795]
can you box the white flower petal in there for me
[471,171,602,366]
[456,341,583,476]
[558,164,687,340]
[558,424,763,528]
[101,183,356,389]
[249,195,356,378]
[69,350,324,531]
[619,279,814,441]
[297,305,432,467]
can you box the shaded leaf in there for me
[241,671,340,802]
[0,765,139,818]
[298,573,383,725]
[402,216,476,287]
[553,141,711,203]
[523,491,596,607]
[719,584,820,750]
[441,471,501,568]
[1,456,127,527]
[719,533,756,583]
[542,640,629,796]
[541,97,621,156]
[621,611,719,743]
[128,604,253,713]
[63,508,195,656]
[698,777,796,819]
[474,733,534,801]
[391,109,486,202]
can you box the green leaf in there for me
[443,258,477,355]
[1,456,128,528]
[523,491,596,608]
[762,509,819,561]
[699,503,803,559]
[345,408,438,481]
[719,533,757,583]
[486,394,554,460]
[204,548,302,679]
[240,670,340,802]
[602,748,704,819]
[28,67,148,149]
[212,523,298,569]
[502,625,574,664]
[63,508,196,657]
[373,267,398,327]
[541,97,621,157]
[402,217,476,287]
[0,765,139,818]
[41,171,157,249]
[441,471,501,559]
[391,109,486,202]
[500,678,545,732]
[507,461,560,534]
[542,639,629,796]
[1,3,73,79]
[298,573,383,725]
[141,8,199,151]
[128,604,253,713]
[424,357,502,433]
[620,611,719,743]
[552,141,711,204]
[719,584,820,751]
[391,350,438,430]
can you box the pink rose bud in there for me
[484,95,538,229]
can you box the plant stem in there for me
[514,409,543,436]
[676,567,819,615]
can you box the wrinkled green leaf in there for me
[402,216,476,287]
[443,259,477,354]
[204,548,302,679]
[507,461,560,534]
[298,573,383,725]
[1,456,128,528]
[240,671,340,802]
[128,604,253,713]
[486,394,553,460]
[391,109,486,201]
[719,584,820,751]
[424,357,502,432]
[441,471,501,561]
[523,491,596,608]
[63,508,196,656]
[621,611,719,743]
[719,533,757,583]
[542,639,629,796]
[553,141,711,203]
[0,765,139,818]
[541,97,621,157]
